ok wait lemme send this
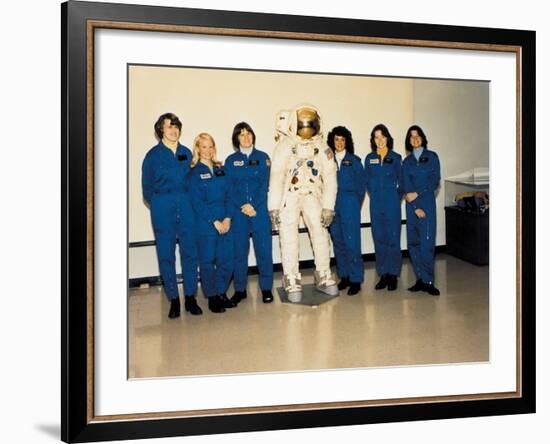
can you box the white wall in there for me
[2,1,548,444]
[413,79,490,246]
[128,66,487,279]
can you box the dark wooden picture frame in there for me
[61,1,536,442]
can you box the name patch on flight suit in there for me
[248,160,259,166]
[177,154,188,161]
[342,160,352,166]
[369,158,380,164]
[214,169,225,176]
[420,157,429,163]
[233,160,245,166]
[200,173,212,179]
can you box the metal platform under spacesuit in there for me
[276,284,340,306]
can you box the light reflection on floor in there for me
[128,254,488,379]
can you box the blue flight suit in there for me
[224,148,273,292]
[188,162,234,298]
[141,142,198,300]
[402,148,441,284]
[329,152,365,283]
[364,149,403,277]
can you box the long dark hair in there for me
[327,126,355,154]
[405,125,429,152]
[370,124,393,151]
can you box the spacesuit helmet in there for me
[296,106,320,139]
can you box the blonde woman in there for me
[188,133,235,313]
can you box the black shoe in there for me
[338,277,350,290]
[375,274,388,290]
[424,283,440,296]
[184,296,203,315]
[219,293,236,308]
[387,275,398,291]
[168,297,181,319]
[208,296,226,313]
[347,282,361,296]
[262,290,274,303]
[408,279,426,292]
[230,290,247,305]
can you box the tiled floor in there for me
[128,254,488,379]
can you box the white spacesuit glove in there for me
[320,209,335,227]
[269,210,281,229]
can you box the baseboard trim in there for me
[129,245,448,289]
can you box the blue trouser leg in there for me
[175,202,198,297]
[370,201,386,277]
[330,211,350,279]
[406,203,436,283]
[151,195,179,300]
[232,212,250,292]
[154,228,179,300]
[406,204,421,280]
[341,198,363,283]
[215,232,234,295]
[385,199,402,276]
[198,235,217,298]
[251,212,273,291]
[371,197,402,276]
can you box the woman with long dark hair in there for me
[364,124,403,291]
[402,125,441,295]
[327,126,365,295]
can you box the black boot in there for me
[387,275,398,291]
[262,289,274,303]
[347,282,361,296]
[424,283,441,296]
[208,295,226,313]
[184,296,203,315]
[338,277,350,290]
[230,290,247,305]
[219,293,236,308]
[168,297,181,319]
[375,274,388,290]
[408,279,425,292]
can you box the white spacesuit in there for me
[268,105,339,302]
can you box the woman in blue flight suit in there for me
[402,125,441,295]
[188,132,236,313]
[141,113,202,318]
[364,124,403,291]
[225,122,274,305]
[327,126,365,295]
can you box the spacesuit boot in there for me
[314,270,339,296]
[283,273,303,303]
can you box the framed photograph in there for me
[62,0,535,442]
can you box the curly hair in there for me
[327,125,355,154]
